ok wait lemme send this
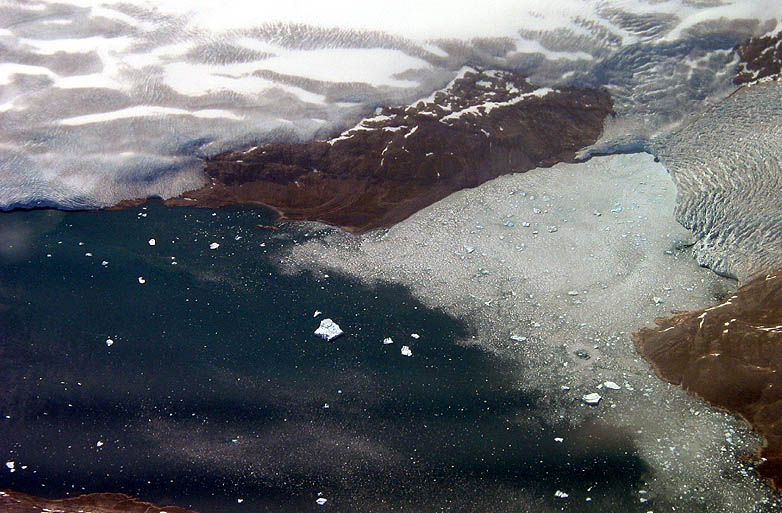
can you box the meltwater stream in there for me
[0,203,650,513]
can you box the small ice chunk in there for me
[96,441,104,447]
[105,338,114,347]
[603,381,621,390]
[533,207,541,214]
[593,210,602,216]
[554,437,564,443]
[101,260,109,266]
[510,335,527,342]
[209,242,220,250]
[582,393,602,405]
[85,252,93,257]
[314,319,343,341]
[464,246,475,254]
[567,290,579,296]
[5,461,14,472]
[554,490,569,498]
[314,310,322,317]
[316,498,328,505]
[138,277,146,284]
[411,333,420,339]
[148,238,156,246]
[383,337,394,345]
[401,345,413,357]
[237,499,244,503]
[547,225,558,233]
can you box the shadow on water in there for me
[0,202,649,512]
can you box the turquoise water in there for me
[0,202,649,512]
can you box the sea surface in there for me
[0,202,652,512]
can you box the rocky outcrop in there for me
[633,272,782,489]
[735,31,782,85]
[162,68,612,232]
[0,490,197,513]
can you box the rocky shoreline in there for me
[634,272,782,490]
[154,68,612,232]
[0,490,197,513]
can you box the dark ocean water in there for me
[0,203,650,512]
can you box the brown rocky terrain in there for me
[158,68,612,232]
[634,272,782,489]
[0,490,197,513]
[735,31,782,85]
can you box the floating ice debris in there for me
[411,333,420,339]
[510,335,527,342]
[105,338,114,347]
[554,490,569,498]
[148,238,156,246]
[96,441,104,447]
[237,499,244,504]
[137,277,146,284]
[464,246,475,253]
[314,310,322,317]
[316,498,328,505]
[652,296,665,305]
[593,210,602,216]
[547,225,558,233]
[554,437,564,443]
[101,260,109,266]
[209,242,220,250]
[383,337,394,345]
[561,385,571,391]
[611,207,623,214]
[401,345,413,357]
[504,221,515,227]
[323,403,329,409]
[314,319,343,341]
[567,290,579,296]
[582,393,602,405]
[5,461,14,472]
[521,222,531,227]
[85,252,92,257]
[603,381,621,390]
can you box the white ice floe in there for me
[314,310,322,317]
[401,345,413,357]
[209,242,220,250]
[410,333,420,339]
[148,238,156,246]
[582,393,602,405]
[383,337,394,345]
[603,381,621,390]
[314,318,343,341]
[510,335,527,342]
[5,461,14,472]
[105,338,114,347]
[96,441,104,447]
[316,498,328,505]
[138,277,146,284]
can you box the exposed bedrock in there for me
[735,31,782,85]
[0,490,197,513]
[634,272,782,490]
[162,68,612,232]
